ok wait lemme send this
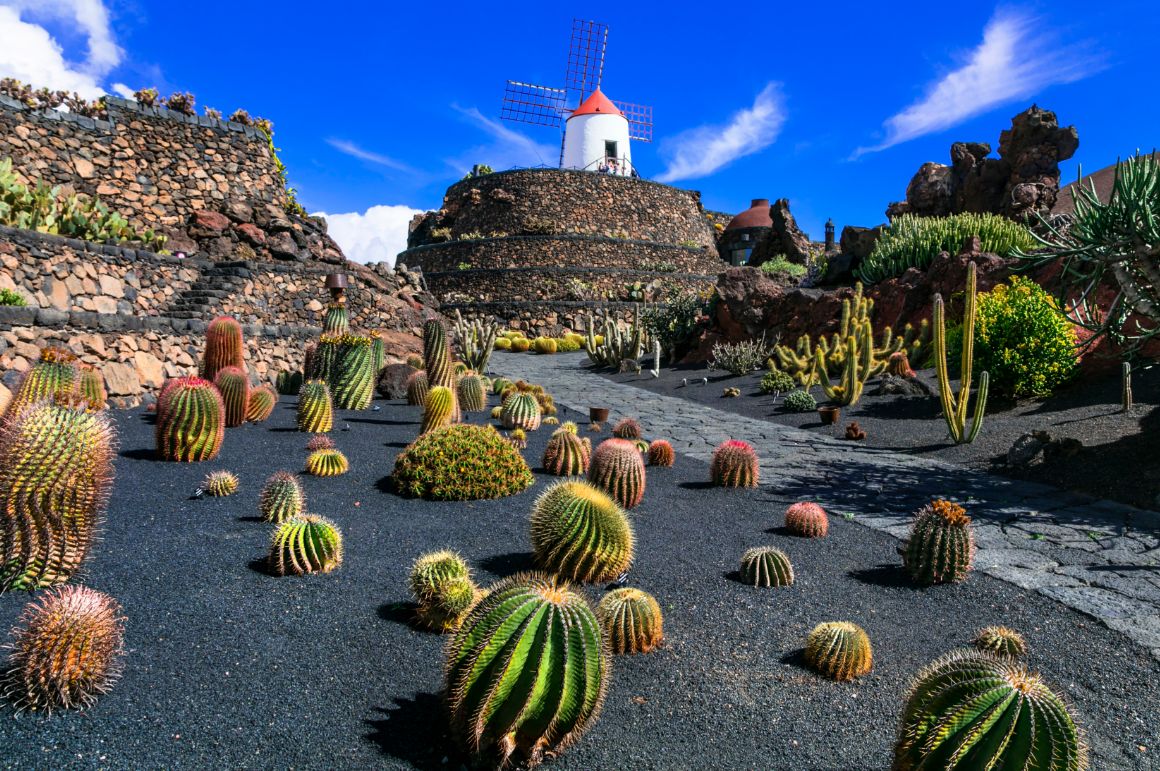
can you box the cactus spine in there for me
[710,440,760,488]
[597,587,664,654]
[500,391,542,431]
[903,499,975,585]
[245,385,278,422]
[296,380,333,433]
[423,318,460,422]
[785,501,829,538]
[739,546,794,587]
[542,426,592,476]
[332,335,375,410]
[805,621,873,681]
[934,261,989,443]
[305,448,349,477]
[588,438,647,509]
[268,514,343,575]
[457,374,487,412]
[409,550,481,631]
[259,472,305,523]
[530,480,634,583]
[214,366,250,428]
[973,625,1028,659]
[420,386,455,435]
[200,316,244,382]
[155,377,225,462]
[452,309,498,373]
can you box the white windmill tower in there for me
[499,19,653,177]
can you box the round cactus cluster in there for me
[297,380,334,434]
[259,471,306,523]
[420,385,455,435]
[531,480,635,584]
[305,434,335,451]
[202,470,239,497]
[405,370,429,406]
[597,587,664,655]
[805,621,873,681]
[305,448,349,477]
[647,439,675,467]
[542,424,592,476]
[10,347,81,415]
[408,550,481,631]
[268,514,344,575]
[783,389,818,412]
[785,501,829,538]
[500,391,542,431]
[457,374,487,412]
[760,369,796,395]
[155,377,225,462]
[393,424,533,501]
[245,385,278,422]
[973,625,1028,659]
[588,437,647,509]
[710,440,760,488]
[214,366,250,428]
[611,417,642,439]
[903,499,975,585]
[740,546,794,588]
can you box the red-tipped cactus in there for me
[612,417,642,439]
[214,366,250,428]
[647,439,674,467]
[588,437,647,509]
[155,377,225,462]
[305,434,334,451]
[200,316,244,382]
[710,440,760,488]
[245,385,278,422]
[902,499,975,585]
[785,501,829,538]
[4,585,125,712]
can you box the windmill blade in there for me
[500,81,567,128]
[565,18,608,99]
[613,100,653,142]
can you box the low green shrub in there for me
[783,389,817,412]
[392,424,533,500]
[759,255,807,280]
[760,369,795,394]
[0,288,26,306]
[708,336,772,376]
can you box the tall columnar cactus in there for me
[973,625,1028,659]
[457,374,487,413]
[77,363,107,411]
[420,386,455,435]
[214,366,250,428]
[452,308,498,373]
[322,302,349,334]
[894,650,1086,771]
[739,546,794,587]
[647,439,675,467]
[500,391,542,431]
[333,334,375,410]
[10,347,79,415]
[784,501,829,538]
[245,384,278,422]
[542,426,592,476]
[934,261,989,444]
[200,316,244,382]
[816,319,877,407]
[268,514,343,575]
[305,448,349,477]
[409,550,480,631]
[296,380,333,434]
[423,318,460,422]
[710,440,760,488]
[588,437,647,509]
[259,471,305,523]
[597,587,664,654]
[371,333,386,374]
[805,621,873,681]
[155,377,225,462]
[0,400,115,592]
[584,306,648,368]
[405,370,429,407]
[612,417,642,440]
[444,573,609,768]
[1121,361,1133,412]
[903,499,975,585]
[530,480,635,583]
[4,585,125,712]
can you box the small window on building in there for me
[605,140,618,159]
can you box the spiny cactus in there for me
[268,514,343,575]
[903,499,975,585]
[454,362,469,376]
[405,370,429,406]
[297,379,333,433]
[457,374,487,412]
[894,650,1086,770]
[532,336,558,354]
[422,318,460,422]
[588,437,647,509]
[785,501,829,538]
[597,587,664,654]
[409,549,471,603]
[491,376,513,395]
[10,347,79,415]
[245,384,278,422]
[420,386,455,435]
[543,416,559,426]
[531,480,634,583]
[406,353,424,369]
[611,417,642,439]
[276,370,303,396]
[305,447,348,477]
[214,366,250,428]
[511,337,530,352]
[393,424,533,501]
[3,585,125,712]
[805,621,873,681]
[309,334,341,383]
[305,434,334,451]
[445,572,608,768]
[371,333,386,375]
[507,427,527,449]
[710,440,760,488]
[740,546,794,587]
[973,625,1028,659]
[322,302,349,334]
[500,391,542,431]
[201,316,244,382]
[633,439,649,454]
[259,471,305,523]
[542,426,592,476]
[0,400,115,592]
[332,334,375,410]
[489,405,503,420]
[77,363,106,411]
[155,377,225,462]
[452,309,498,373]
[933,261,989,444]
[886,350,916,378]
[647,439,675,467]
[202,470,238,497]
[409,550,481,631]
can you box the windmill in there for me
[500,18,653,175]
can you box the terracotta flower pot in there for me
[818,406,841,425]
[590,408,610,423]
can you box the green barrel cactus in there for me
[200,316,244,382]
[423,318,460,422]
[202,470,238,497]
[308,334,341,383]
[647,439,674,467]
[611,418,642,439]
[420,386,454,435]
[489,405,503,420]
[597,587,664,654]
[245,384,278,422]
[371,333,386,374]
[268,514,344,575]
[0,400,115,592]
[322,302,349,334]
[508,427,527,449]
[785,501,829,538]
[297,379,333,433]
[491,376,513,395]
[588,438,646,509]
[530,480,634,583]
[214,366,250,428]
[710,440,760,488]
[409,550,483,631]
[10,347,79,415]
[444,572,609,768]
[409,549,471,603]
[805,621,873,681]
[739,546,794,587]
[903,499,975,585]
[542,426,592,476]
[259,471,305,523]
[973,625,1028,659]
[457,374,487,412]
[333,334,375,410]
[77,363,107,411]
[405,370,429,406]
[894,650,1086,770]
[155,377,225,462]
[500,391,542,431]
[305,448,349,477]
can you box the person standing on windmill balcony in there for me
[562,89,634,178]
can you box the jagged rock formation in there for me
[749,199,812,265]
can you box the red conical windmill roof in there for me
[568,89,622,119]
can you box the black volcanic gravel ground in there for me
[0,392,1155,769]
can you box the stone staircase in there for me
[167,261,253,320]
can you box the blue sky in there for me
[2,0,1157,263]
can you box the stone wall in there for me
[429,266,715,304]
[403,235,718,274]
[445,301,649,336]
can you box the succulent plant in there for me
[500,391,543,432]
[9,347,79,415]
[710,440,760,488]
[783,389,817,412]
[973,625,1028,659]
[418,575,480,632]
[409,549,471,603]
[296,379,333,434]
[902,499,975,585]
[596,587,664,654]
[332,334,376,410]
[491,377,513,394]
[588,422,603,432]
[612,417,642,439]
[886,350,916,378]
[452,309,499,373]
[507,427,527,449]
[214,366,250,428]
[405,370,429,406]
[543,416,559,425]
[322,302,349,335]
[259,471,305,523]
[4,585,125,712]
[633,439,649,454]
[245,384,278,422]
[423,318,460,422]
[275,370,303,396]
[647,439,675,467]
[739,546,794,587]
[489,405,503,420]
[457,374,487,412]
[894,650,1086,770]
[588,438,647,509]
[511,337,531,352]
[305,434,334,451]
[0,400,115,591]
[405,353,424,369]
[155,377,225,462]
[268,514,343,575]
[305,448,349,477]
[200,316,244,382]
[785,501,829,538]
[542,426,592,476]
[845,421,867,441]
[420,386,455,435]
[760,369,796,395]
[76,363,106,411]
[531,480,634,583]
[202,470,238,497]
[445,572,608,768]
[805,621,873,681]
[393,424,533,501]
[309,334,341,383]
[494,337,512,350]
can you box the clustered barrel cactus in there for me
[155,377,225,461]
[588,437,646,509]
[740,546,794,587]
[805,621,873,681]
[201,316,244,382]
[259,471,305,523]
[332,334,375,410]
[245,385,278,422]
[785,501,829,538]
[501,391,542,431]
[423,318,460,422]
[444,573,608,768]
[409,550,481,631]
[420,386,455,435]
[268,514,343,575]
[903,499,975,585]
[393,424,533,500]
[202,470,238,497]
[10,347,79,415]
[297,379,333,434]
[647,439,674,467]
[973,625,1028,659]
[597,587,664,655]
[305,447,349,477]
[542,423,591,476]
[530,480,634,583]
[457,374,487,412]
[710,440,760,488]
[214,366,250,428]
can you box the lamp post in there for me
[325,273,348,305]
[824,218,835,252]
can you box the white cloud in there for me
[446,105,558,174]
[327,138,417,174]
[0,1,123,97]
[110,81,133,98]
[655,83,786,183]
[315,204,425,267]
[853,9,1105,157]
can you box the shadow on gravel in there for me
[347,417,416,426]
[479,551,535,578]
[247,557,275,577]
[375,476,398,495]
[385,441,409,448]
[120,448,156,460]
[764,525,797,536]
[679,481,716,491]
[849,564,912,588]
[364,694,453,770]
[779,648,810,673]
[377,602,441,635]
